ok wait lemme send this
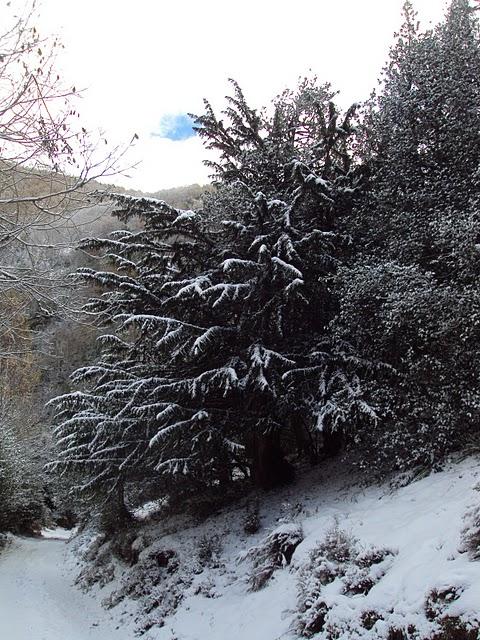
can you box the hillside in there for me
[0,157,209,229]
[56,456,480,640]
[2,3,480,639]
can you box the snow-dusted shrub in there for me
[72,530,121,591]
[278,500,305,524]
[424,586,462,622]
[459,502,480,560]
[243,498,261,534]
[386,628,408,640]
[197,533,223,566]
[332,261,480,476]
[296,523,395,637]
[78,561,116,590]
[386,615,480,640]
[191,574,221,599]
[361,610,384,631]
[431,617,480,640]
[104,548,179,607]
[75,540,116,590]
[77,531,107,562]
[0,532,10,554]
[110,530,143,566]
[103,547,190,634]
[241,522,303,591]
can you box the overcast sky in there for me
[35,0,450,192]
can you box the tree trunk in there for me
[251,431,294,489]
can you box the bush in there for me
[0,533,11,554]
[425,587,462,622]
[74,534,116,591]
[296,523,395,637]
[102,547,187,633]
[333,263,480,475]
[432,617,480,640]
[110,531,142,566]
[243,498,261,535]
[241,522,303,591]
[197,534,222,567]
[460,501,480,560]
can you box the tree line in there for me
[47,0,480,520]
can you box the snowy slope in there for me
[139,456,480,640]
[1,457,479,640]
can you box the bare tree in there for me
[0,0,131,349]
[0,1,136,530]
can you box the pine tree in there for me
[48,79,360,504]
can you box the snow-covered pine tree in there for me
[47,195,221,510]
[194,80,363,470]
[48,79,360,505]
[332,0,480,472]
[0,416,44,533]
[0,425,17,529]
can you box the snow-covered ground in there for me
[1,456,479,639]
[144,456,480,640]
[0,534,134,640]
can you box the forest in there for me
[44,0,480,518]
[1,1,480,639]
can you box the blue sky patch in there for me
[151,113,196,141]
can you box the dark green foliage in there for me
[332,0,480,472]
[356,0,480,271]
[48,78,359,500]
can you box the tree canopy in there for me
[47,0,480,514]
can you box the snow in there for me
[0,535,135,639]
[170,570,297,640]
[41,527,76,540]
[1,458,479,639]
[132,498,168,522]
[135,456,480,639]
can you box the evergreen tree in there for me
[333,0,480,472]
[48,79,359,504]
[356,0,480,273]
[0,416,44,533]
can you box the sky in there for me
[32,0,450,192]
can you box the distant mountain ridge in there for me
[91,180,210,210]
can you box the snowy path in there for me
[0,534,132,640]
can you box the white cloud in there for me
[111,135,211,192]
[33,0,447,190]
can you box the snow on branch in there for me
[271,256,303,280]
